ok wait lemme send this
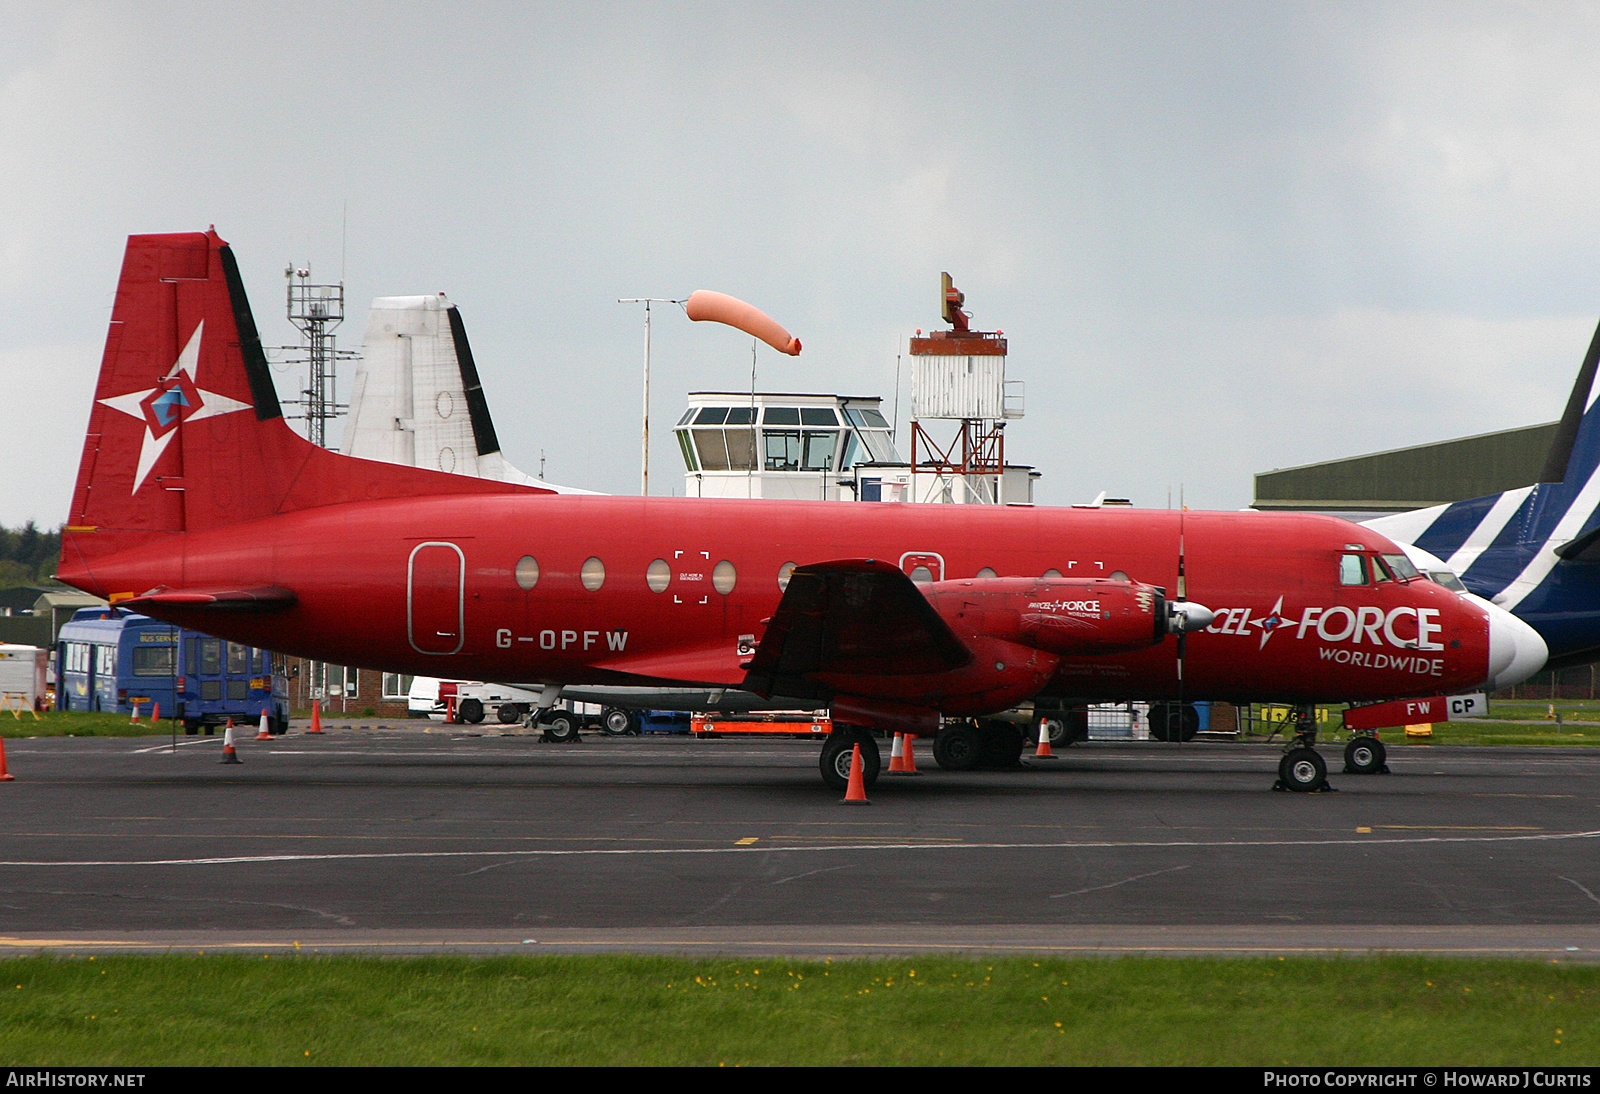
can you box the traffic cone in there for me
[1034,718,1057,760]
[254,708,272,740]
[842,743,870,804]
[901,733,920,775]
[220,720,241,764]
[1547,704,1557,720]
[887,732,907,773]
[129,699,141,723]
[0,735,14,781]
[150,701,159,723]
[308,700,324,735]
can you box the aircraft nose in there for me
[1484,600,1548,690]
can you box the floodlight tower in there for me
[283,266,355,448]
[907,273,1025,503]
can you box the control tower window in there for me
[765,430,801,471]
[802,431,837,471]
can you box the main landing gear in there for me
[931,720,1025,771]
[1273,704,1335,793]
[820,727,881,792]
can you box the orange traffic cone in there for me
[308,700,324,735]
[129,699,141,723]
[887,732,907,773]
[255,708,272,740]
[843,743,870,805]
[220,720,241,764]
[150,701,159,723]
[1034,718,1057,760]
[902,733,920,775]
[0,735,14,781]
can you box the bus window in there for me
[132,646,173,677]
[227,679,248,700]
[227,643,249,674]
[197,639,221,675]
[96,644,116,677]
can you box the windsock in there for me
[685,290,801,355]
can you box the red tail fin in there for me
[61,229,539,579]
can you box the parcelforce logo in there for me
[1027,600,1104,614]
[1207,603,1444,652]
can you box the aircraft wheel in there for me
[978,720,1025,768]
[1037,716,1073,747]
[820,729,880,791]
[1277,747,1328,792]
[601,707,638,736]
[1343,736,1387,775]
[542,710,581,743]
[1150,702,1199,742]
[932,723,984,771]
[458,698,485,724]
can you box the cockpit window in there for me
[1428,569,1468,593]
[1382,553,1420,581]
[1339,553,1368,586]
[1370,556,1394,583]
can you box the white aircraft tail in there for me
[345,294,595,493]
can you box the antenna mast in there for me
[282,266,356,448]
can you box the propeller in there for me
[1165,501,1215,740]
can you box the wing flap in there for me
[115,585,297,612]
[742,559,972,697]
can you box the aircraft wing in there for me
[741,559,973,699]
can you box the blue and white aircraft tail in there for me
[1366,317,1600,669]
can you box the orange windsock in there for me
[685,290,801,355]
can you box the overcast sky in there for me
[6,1,1600,526]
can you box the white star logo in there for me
[1252,595,1289,650]
[97,322,253,493]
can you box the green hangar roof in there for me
[1253,421,1558,512]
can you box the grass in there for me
[0,711,180,738]
[0,953,1594,1066]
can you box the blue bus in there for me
[56,608,289,734]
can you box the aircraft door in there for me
[900,552,945,585]
[408,542,465,655]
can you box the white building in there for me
[674,390,1037,503]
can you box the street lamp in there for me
[617,297,684,497]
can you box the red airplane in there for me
[57,231,1547,792]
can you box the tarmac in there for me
[1,722,1598,960]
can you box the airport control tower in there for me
[907,273,1027,504]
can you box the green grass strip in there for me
[0,953,1595,1066]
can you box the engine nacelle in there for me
[923,575,1169,656]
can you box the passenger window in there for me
[713,560,737,595]
[777,561,797,591]
[647,559,670,593]
[580,557,606,592]
[976,567,998,579]
[1339,554,1368,586]
[515,556,540,590]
